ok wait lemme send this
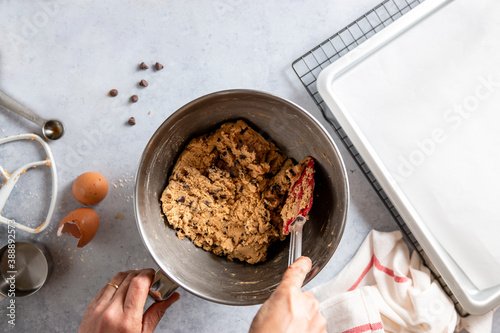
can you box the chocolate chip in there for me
[239,154,247,160]
[176,196,185,203]
[131,95,139,103]
[128,117,136,125]
[204,200,210,207]
[155,62,164,70]
[109,89,118,97]
[139,79,148,87]
[240,127,248,135]
[139,62,148,70]
[228,166,237,177]
[183,184,190,191]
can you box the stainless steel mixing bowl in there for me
[134,89,349,305]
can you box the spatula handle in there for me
[288,216,306,266]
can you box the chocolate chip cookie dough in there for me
[161,120,308,264]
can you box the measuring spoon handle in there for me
[0,90,46,127]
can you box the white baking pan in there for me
[317,0,500,315]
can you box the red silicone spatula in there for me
[283,157,315,266]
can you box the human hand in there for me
[79,269,180,333]
[249,257,326,333]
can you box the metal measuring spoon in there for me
[0,241,52,301]
[0,90,64,140]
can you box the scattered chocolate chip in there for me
[109,89,118,97]
[176,196,185,203]
[128,117,136,125]
[204,200,210,207]
[130,95,139,103]
[239,154,247,160]
[155,62,164,70]
[139,62,149,70]
[139,79,148,87]
[183,184,190,191]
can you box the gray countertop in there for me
[0,1,498,332]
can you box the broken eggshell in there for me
[57,208,99,247]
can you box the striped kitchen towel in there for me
[311,230,494,333]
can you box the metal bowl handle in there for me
[149,269,179,301]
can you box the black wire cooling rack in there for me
[292,0,468,317]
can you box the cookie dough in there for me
[161,120,307,264]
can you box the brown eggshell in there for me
[57,208,100,247]
[72,172,108,205]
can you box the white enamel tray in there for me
[317,0,500,315]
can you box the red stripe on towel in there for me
[348,255,375,291]
[348,254,409,291]
[342,321,384,333]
